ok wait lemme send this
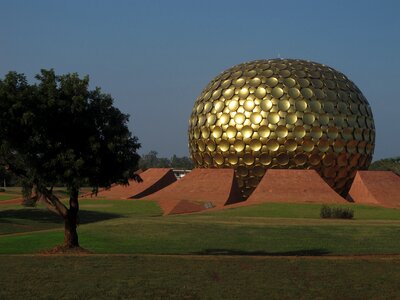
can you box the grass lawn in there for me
[1,255,400,299]
[1,200,400,255]
[1,199,400,298]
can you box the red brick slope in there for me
[91,168,176,200]
[348,171,400,208]
[242,169,347,205]
[145,168,242,215]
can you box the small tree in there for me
[0,70,141,249]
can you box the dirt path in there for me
[0,228,62,237]
[0,198,23,205]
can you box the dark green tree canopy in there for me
[0,69,140,191]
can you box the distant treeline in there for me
[1,154,398,187]
[369,157,400,175]
[138,151,194,170]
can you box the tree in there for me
[170,154,194,170]
[138,151,171,169]
[138,151,194,170]
[369,157,400,175]
[0,70,141,249]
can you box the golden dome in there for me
[188,59,375,197]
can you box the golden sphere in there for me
[188,59,375,197]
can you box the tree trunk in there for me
[64,188,79,248]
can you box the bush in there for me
[320,205,332,218]
[320,205,354,219]
[0,188,5,192]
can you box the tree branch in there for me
[39,188,68,218]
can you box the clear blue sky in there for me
[1,0,399,160]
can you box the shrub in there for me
[320,205,354,219]
[0,188,5,192]
[320,205,332,218]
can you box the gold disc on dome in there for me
[250,139,262,151]
[258,125,270,138]
[285,139,297,152]
[226,126,237,138]
[260,99,273,111]
[243,153,255,165]
[228,153,238,165]
[219,113,230,125]
[295,100,308,111]
[271,87,284,98]
[253,166,265,177]
[286,113,298,124]
[288,88,301,99]
[212,126,223,138]
[218,140,230,152]
[244,100,255,111]
[294,126,306,138]
[234,113,246,124]
[260,153,272,165]
[276,125,288,138]
[277,153,289,165]
[234,140,245,152]
[266,139,280,151]
[250,112,263,124]
[267,112,280,124]
[228,100,239,111]
[266,77,278,87]
[255,87,267,98]
[223,88,234,99]
[241,125,253,138]
[283,77,296,88]
[214,153,224,165]
[278,99,291,111]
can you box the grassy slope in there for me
[1,200,400,255]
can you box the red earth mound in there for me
[237,169,347,206]
[348,171,400,208]
[87,168,176,200]
[144,168,242,215]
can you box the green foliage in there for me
[369,157,400,175]
[320,205,331,218]
[0,69,141,194]
[138,151,194,170]
[320,205,354,219]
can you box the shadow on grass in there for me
[195,248,330,256]
[0,209,122,225]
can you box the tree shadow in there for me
[194,248,330,256]
[0,209,122,225]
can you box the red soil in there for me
[87,168,177,200]
[144,168,242,215]
[236,169,347,206]
[0,198,23,205]
[348,171,400,208]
